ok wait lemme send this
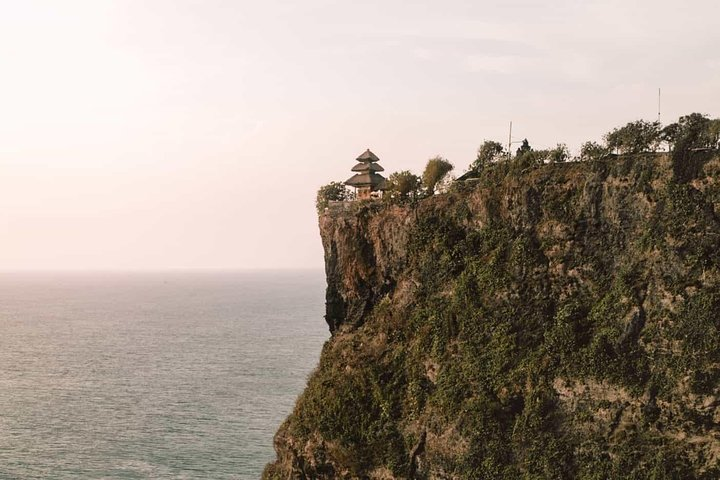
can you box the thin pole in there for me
[508,121,512,159]
[658,88,661,122]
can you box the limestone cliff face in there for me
[265,153,720,479]
[320,202,413,333]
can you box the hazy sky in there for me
[1,0,719,270]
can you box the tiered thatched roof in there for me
[356,149,380,162]
[345,149,387,190]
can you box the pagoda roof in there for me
[345,172,387,189]
[351,162,384,172]
[356,149,380,163]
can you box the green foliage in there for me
[709,118,720,147]
[580,141,610,161]
[422,156,454,194]
[385,170,423,203]
[660,122,681,149]
[315,181,353,213]
[471,140,505,171]
[670,290,720,395]
[605,120,661,154]
[510,148,546,171]
[663,114,720,181]
[515,138,532,157]
[547,143,570,163]
[290,340,410,476]
[277,127,720,480]
[662,113,717,152]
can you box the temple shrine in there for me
[345,149,387,199]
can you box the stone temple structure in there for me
[345,149,387,200]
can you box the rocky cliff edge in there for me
[265,152,720,479]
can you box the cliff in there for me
[265,152,720,479]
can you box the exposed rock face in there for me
[321,203,412,333]
[265,153,720,479]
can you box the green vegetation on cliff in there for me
[269,122,720,479]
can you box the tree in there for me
[547,143,570,163]
[660,122,681,150]
[515,138,532,157]
[316,181,353,213]
[708,119,720,148]
[470,140,505,171]
[579,141,609,161]
[509,139,545,170]
[604,120,661,154]
[386,171,422,202]
[662,113,717,152]
[422,156,454,195]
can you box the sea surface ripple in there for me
[0,270,328,479]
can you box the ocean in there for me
[0,270,329,479]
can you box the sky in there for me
[1,0,719,270]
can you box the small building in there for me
[345,149,387,200]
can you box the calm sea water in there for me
[0,270,328,479]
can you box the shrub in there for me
[605,120,661,154]
[511,149,547,170]
[547,143,570,163]
[385,171,423,203]
[579,141,609,161]
[316,181,353,213]
[710,119,720,148]
[422,156,454,195]
[470,140,505,171]
[515,138,532,157]
[662,113,718,153]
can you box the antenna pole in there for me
[508,121,513,159]
[658,88,661,122]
